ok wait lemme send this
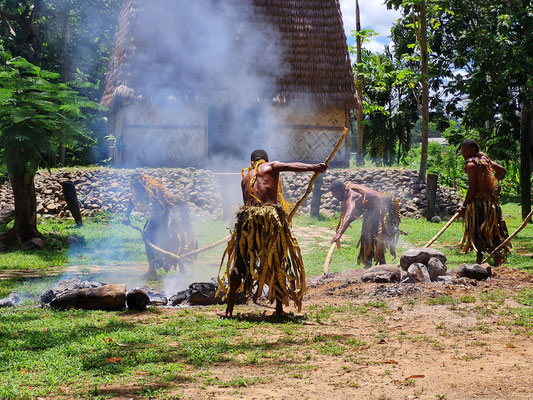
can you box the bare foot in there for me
[216,310,231,318]
[266,310,290,318]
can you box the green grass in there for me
[0,306,302,399]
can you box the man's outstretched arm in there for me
[271,161,328,173]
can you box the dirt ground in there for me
[107,267,533,400]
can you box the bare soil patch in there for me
[101,268,533,400]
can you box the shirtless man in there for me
[330,181,401,268]
[218,149,327,318]
[458,139,509,266]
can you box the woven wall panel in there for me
[118,104,207,167]
[266,107,348,165]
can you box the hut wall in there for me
[113,103,208,167]
[266,106,350,167]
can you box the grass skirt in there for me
[460,193,510,258]
[357,197,401,266]
[218,205,306,311]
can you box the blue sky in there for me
[339,0,401,53]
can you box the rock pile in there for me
[361,249,493,284]
[0,167,463,220]
[399,248,448,283]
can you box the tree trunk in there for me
[520,101,532,220]
[10,171,40,244]
[2,148,41,245]
[59,3,72,166]
[418,1,430,181]
[355,0,365,166]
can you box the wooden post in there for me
[310,174,323,217]
[426,173,438,220]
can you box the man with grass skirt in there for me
[329,181,401,269]
[217,150,327,318]
[122,173,197,276]
[458,139,509,267]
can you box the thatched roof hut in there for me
[102,0,359,168]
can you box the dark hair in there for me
[330,180,345,193]
[461,139,479,153]
[251,149,268,162]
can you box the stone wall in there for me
[282,168,463,218]
[0,167,463,220]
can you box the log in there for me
[60,181,83,226]
[482,208,533,264]
[49,284,126,310]
[423,212,460,248]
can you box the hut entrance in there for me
[207,105,265,170]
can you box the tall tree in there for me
[437,0,533,217]
[355,0,365,166]
[416,1,430,181]
[0,54,104,245]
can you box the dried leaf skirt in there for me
[357,197,401,266]
[460,193,510,258]
[218,205,306,310]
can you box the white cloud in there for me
[339,0,401,53]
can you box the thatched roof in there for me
[101,0,359,110]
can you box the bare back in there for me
[346,184,382,210]
[241,162,280,206]
[241,160,328,206]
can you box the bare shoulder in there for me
[258,161,275,173]
[465,161,480,174]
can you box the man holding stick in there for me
[329,181,402,269]
[458,139,510,266]
[217,150,327,318]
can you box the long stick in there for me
[482,209,533,264]
[126,220,230,260]
[423,212,460,248]
[323,241,339,276]
[288,127,349,222]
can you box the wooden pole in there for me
[323,240,340,276]
[126,220,230,260]
[288,127,349,222]
[423,212,460,248]
[482,209,533,264]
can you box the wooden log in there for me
[50,284,126,310]
[482,208,533,264]
[310,174,323,217]
[60,181,83,226]
[423,212,460,248]
[426,173,438,220]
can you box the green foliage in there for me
[0,52,106,174]
[349,33,418,165]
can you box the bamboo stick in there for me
[125,219,230,260]
[482,209,533,264]
[423,212,460,248]
[288,127,349,222]
[323,240,340,276]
